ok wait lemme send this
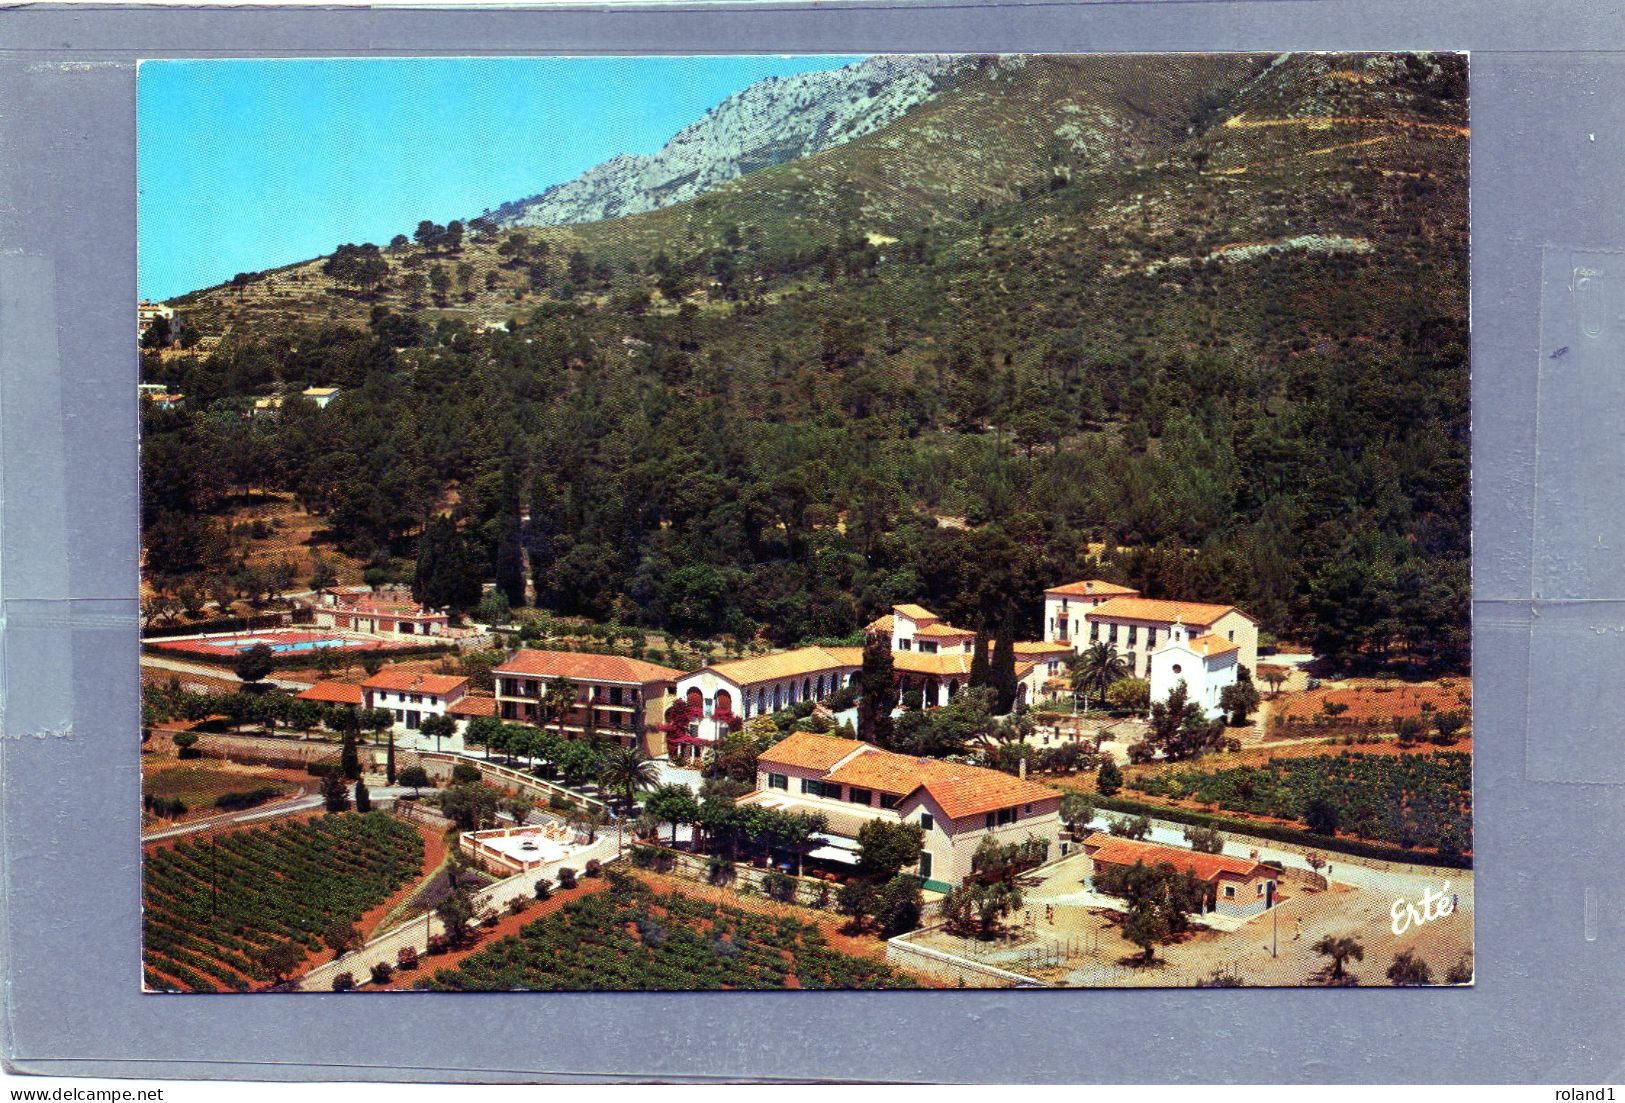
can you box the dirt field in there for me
[958,848,1475,987]
[140,752,311,827]
[1275,677,1472,727]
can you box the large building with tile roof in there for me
[745,731,1063,891]
[1069,594,1258,683]
[493,649,683,755]
[361,669,469,734]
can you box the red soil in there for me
[372,877,611,989]
[1276,678,1472,725]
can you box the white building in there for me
[1042,579,1140,648]
[1077,596,1258,681]
[1147,620,1240,719]
[361,670,468,735]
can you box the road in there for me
[140,653,313,692]
[141,785,422,843]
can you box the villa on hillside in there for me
[676,604,1079,753]
[308,585,451,640]
[361,670,468,735]
[675,646,865,755]
[744,731,1063,891]
[1042,579,1141,647]
[1080,833,1278,918]
[492,650,682,755]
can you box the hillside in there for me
[145,53,1469,673]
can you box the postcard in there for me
[138,52,1470,991]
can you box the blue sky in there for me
[138,55,863,301]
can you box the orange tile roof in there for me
[758,730,868,773]
[361,670,469,696]
[914,621,976,639]
[890,651,976,677]
[700,645,861,687]
[496,649,682,684]
[758,732,1060,820]
[866,614,896,634]
[1082,833,1265,882]
[1015,641,1073,659]
[911,756,1060,820]
[295,681,364,706]
[1189,633,1240,657]
[448,694,497,717]
[1086,596,1251,627]
[1046,579,1139,598]
[892,604,939,623]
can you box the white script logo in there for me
[1390,881,1455,936]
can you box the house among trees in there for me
[747,731,1063,891]
[1149,620,1241,719]
[361,669,468,734]
[1042,579,1141,646]
[1080,833,1278,918]
[492,650,682,755]
[295,681,364,708]
[1068,595,1258,682]
[676,646,865,748]
[300,385,341,409]
[308,585,450,639]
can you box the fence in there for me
[887,921,1255,989]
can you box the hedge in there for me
[1091,793,1473,870]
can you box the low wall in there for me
[885,926,1048,989]
[626,846,846,911]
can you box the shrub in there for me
[534,877,553,900]
[331,972,356,992]
[396,946,418,970]
[507,895,527,916]
[556,867,578,890]
[214,786,283,812]
[548,793,572,812]
[451,762,481,784]
[584,859,602,878]
[370,961,394,984]
[762,870,796,902]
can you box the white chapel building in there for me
[1147,619,1239,719]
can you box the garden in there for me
[1126,750,1471,855]
[418,871,919,991]
[142,811,425,992]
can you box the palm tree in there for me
[1313,934,1364,984]
[543,677,577,741]
[598,745,659,815]
[1072,642,1129,712]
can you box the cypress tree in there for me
[991,621,1019,714]
[968,630,992,689]
[495,511,527,608]
[354,779,371,813]
[340,724,360,781]
[857,632,897,747]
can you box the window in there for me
[1257,882,1267,897]
[920,812,934,831]
[997,808,1016,826]
[1224,885,1236,898]
[986,813,996,830]
[899,638,911,650]
[848,787,872,806]
[801,778,818,796]
[1024,804,1032,814]
[1108,623,1118,644]
[1228,630,1235,641]
[919,852,933,880]
[1146,628,1156,649]
[1172,663,1182,675]
[768,773,788,791]
[1090,621,1100,642]
[1127,626,1137,647]
[878,793,899,810]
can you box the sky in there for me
[137,55,864,302]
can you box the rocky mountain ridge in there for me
[486,55,963,229]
